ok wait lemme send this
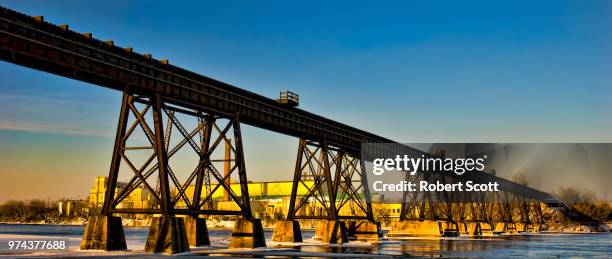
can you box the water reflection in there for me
[394,239,507,257]
[285,234,612,258]
[300,245,378,255]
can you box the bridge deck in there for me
[0,6,560,202]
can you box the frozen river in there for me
[0,224,610,258]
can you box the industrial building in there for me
[86,176,402,224]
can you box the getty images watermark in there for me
[370,154,500,192]
[359,143,505,199]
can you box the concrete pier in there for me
[347,221,383,241]
[517,222,541,232]
[145,216,189,254]
[80,215,127,251]
[532,223,542,232]
[494,222,517,234]
[272,220,303,242]
[516,222,529,232]
[388,220,459,237]
[480,223,495,236]
[314,220,348,244]
[507,222,518,233]
[229,218,267,248]
[184,217,210,246]
[459,222,483,237]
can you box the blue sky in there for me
[0,0,610,201]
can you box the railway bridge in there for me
[0,6,587,254]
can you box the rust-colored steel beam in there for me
[101,92,130,215]
[0,6,391,155]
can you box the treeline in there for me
[0,199,64,223]
[557,187,612,221]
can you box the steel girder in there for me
[287,139,375,221]
[0,6,392,154]
[399,173,548,225]
[101,92,253,218]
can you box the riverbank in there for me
[0,220,85,226]
[545,221,611,233]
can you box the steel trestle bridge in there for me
[0,6,593,254]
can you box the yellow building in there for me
[173,180,314,208]
[87,176,154,210]
[87,176,403,224]
[373,202,403,219]
[58,199,89,216]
